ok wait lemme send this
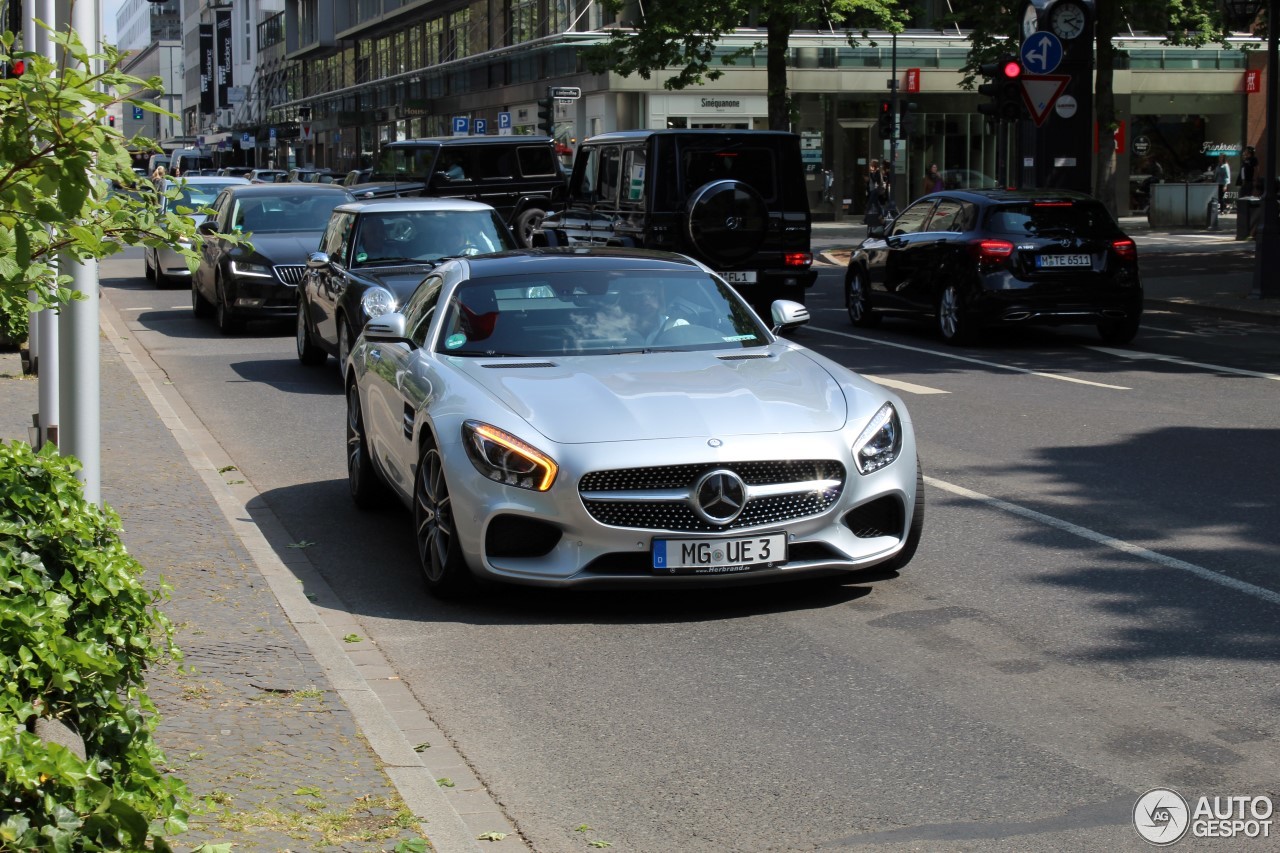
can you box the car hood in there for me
[351,266,435,301]
[244,232,324,264]
[450,348,852,444]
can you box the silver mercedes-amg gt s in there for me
[345,248,923,596]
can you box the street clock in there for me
[1049,1,1088,39]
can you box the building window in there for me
[450,8,471,59]
[511,0,536,44]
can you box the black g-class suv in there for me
[350,136,566,247]
[535,130,815,313]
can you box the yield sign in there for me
[1021,74,1071,127]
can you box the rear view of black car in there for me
[844,189,1142,345]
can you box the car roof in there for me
[452,247,705,279]
[332,198,499,215]
[219,183,353,196]
[926,188,1099,204]
[384,136,554,148]
[163,176,250,187]
[581,129,801,144]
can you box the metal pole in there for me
[31,0,61,446]
[57,0,100,505]
[1251,0,1280,299]
[889,32,898,210]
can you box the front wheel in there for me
[192,276,213,318]
[215,277,241,335]
[345,380,386,508]
[414,435,473,598]
[337,318,354,380]
[845,266,880,327]
[296,298,327,366]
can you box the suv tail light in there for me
[968,238,1014,265]
[1111,238,1137,261]
[783,251,812,268]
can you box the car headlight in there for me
[361,286,397,320]
[853,402,902,475]
[230,260,272,277]
[462,420,558,491]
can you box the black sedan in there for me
[296,199,516,373]
[192,183,354,333]
[844,189,1142,345]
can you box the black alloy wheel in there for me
[846,266,880,327]
[192,276,213,318]
[414,434,472,598]
[296,298,327,366]
[215,276,241,335]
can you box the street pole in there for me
[888,32,898,210]
[1251,0,1280,299]
[57,0,101,505]
[28,0,61,447]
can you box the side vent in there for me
[482,361,556,369]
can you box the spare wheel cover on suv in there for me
[684,179,768,266]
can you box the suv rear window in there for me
[986,200,1122,238]
[680,147,777,201]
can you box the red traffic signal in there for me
[999,59,1022,80]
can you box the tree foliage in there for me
[584,0,904,129]
[0,26,203,343]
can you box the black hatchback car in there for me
[844,189,1142,345]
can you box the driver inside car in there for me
[620,281,688,344]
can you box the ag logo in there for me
[1134,788,1190,845]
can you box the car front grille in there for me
[579,460,845,532]
[274,264,306,285]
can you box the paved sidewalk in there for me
[1,299,514,851]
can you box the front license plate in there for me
[1036,253,1091,268]
[652,533,786,575]
[720,270,758,284]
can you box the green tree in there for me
[953,0,1237,214]
[584,0,905,130]
[0,26,204,343]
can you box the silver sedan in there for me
[345,248,923,596]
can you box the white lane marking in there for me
[862,375,949,395]
[1087,345,1280,381]
[123,306,156,311]
[810,326,1131,390]
[927,475,1280,607]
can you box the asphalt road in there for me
[103,249,1280,852]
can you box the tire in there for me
[192,276,213,318]
[937,282,976,346]
[144,249,156,282]
[296,298,327,366]
[215,276,241,335]
[845,266,880,327]
[513,207,545,248]
[345,379,386,509]
[337,317,354,379]
[685,180,768,266]
[1097,311,1141,345]
[880,462,925,573]
[414,434,473,598]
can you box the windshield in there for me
[166,181,242,213]
[233,192,348,233]
[352,209,516,266]
[436,269,769,357]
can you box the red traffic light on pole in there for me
[877,98,893,136]
[978,55,1027,122]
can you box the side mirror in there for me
[306,251,330,269]
[196,220,219,236]
[868,222,887,239]
[362,312,414,347]
[770,300,810,334]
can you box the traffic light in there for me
[978,56,1026,122]
[877,99,893,137]
[536,95,555,137]
[108,115,115,128]
[899,100,917,135]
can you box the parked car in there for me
[342,168,373,187]
[843,188,1142,345]
[535,130,816,317]
[350,136,566,247]
[218,167,253,178]
[344,248,923,596]
[246,169,288,184]
[297,199,517,374]
[289,167,344,184]
[144,175,251,287]
[191,183,355,333]
[941,169,1000,190]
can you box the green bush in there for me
[0,440,189,851]
[0,289,28,348]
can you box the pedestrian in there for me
[821,166,835,204]
[864,159,886,224]
[1214,153,1231,213]
[922,163,944,197]
[1240,145,1259,196]
[880,161,898,218]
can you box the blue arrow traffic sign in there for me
[1021,31,1064,75]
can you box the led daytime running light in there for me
[464,421,558,491]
